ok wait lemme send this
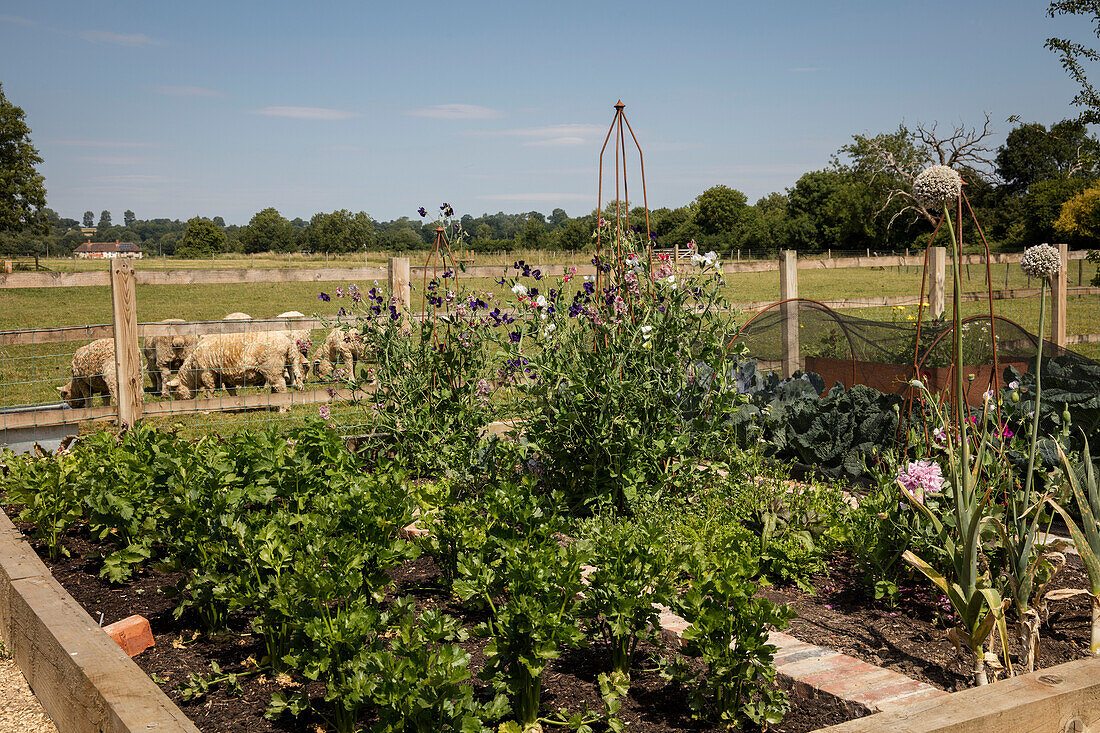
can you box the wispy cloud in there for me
[479,193,591,202]
[525,136,586,147]
[80,30,164,47]
[88,174,168,185]
[154,85,225,98]
[475,123,605,147]
[0,14,36,26]
[50,139,154,149]
[319,144,364,152]
[254,106,356,120]
[407,104,501,120]
[78,155,146,165]
[789,67,819,73]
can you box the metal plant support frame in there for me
[420,225,460,410]
[421,226,460,334]
[595,100,653,302]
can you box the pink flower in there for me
[897,460,944,504]
[624,271,640,294]
[318,404,331,420]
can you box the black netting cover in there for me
[733,300,1093,401]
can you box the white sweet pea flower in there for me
[639,325,654,341]
[511,283,528,296]
[535,294,547,308]
[544,323,556,335]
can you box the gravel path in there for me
[0,650,57,732]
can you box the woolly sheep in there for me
[57,338,118,407]
[143,319,198,398]
[312,327,367,380]
[167,331,306,401]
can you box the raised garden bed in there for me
[804,356,1031,407]
[6,515,857,733]
[760,552,1093,691]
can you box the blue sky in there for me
[1,1,1096,225]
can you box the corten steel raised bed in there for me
[805,356,1031,408]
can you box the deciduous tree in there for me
[1054,181,1100,241]
[302,210,374,253]
[176,216,226,258]
[1046,1,1100,123]
[240,207,296,253]
[0,83,47,234]
[694,185,748,237]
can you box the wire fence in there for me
[0,312,385,450]
[1,250,1096,452]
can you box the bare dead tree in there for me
[857,113,997,228]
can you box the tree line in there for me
[4,115,1100,260]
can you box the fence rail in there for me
[1,250,1091,288]
[0,250,1096,438]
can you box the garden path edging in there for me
[652,602,948,717]
[0,508,199,733]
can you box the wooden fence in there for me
[0,249,1096,432]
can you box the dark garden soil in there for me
[759,551,1094,692]
[5,514,855,733]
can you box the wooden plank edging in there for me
[0,509,199,733]
[817,655,1100,732]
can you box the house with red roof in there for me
[73,240,144,259]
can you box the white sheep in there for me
[143,319,197,398]
[57,338,118,407]
[167,331,306,401]
[312,327,367,380]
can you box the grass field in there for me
[1,256,1097,439]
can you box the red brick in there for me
[103,614,154,657]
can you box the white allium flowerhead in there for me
[1020,243,1062,279]
[912,165,963,210]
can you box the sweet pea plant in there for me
[334,206,504,476]
[494,218,742,512]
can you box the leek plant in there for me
[995,243,1065,672]
[1048,439,1100,655]
[900,166,1008,686]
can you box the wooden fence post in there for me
[929,246,946,318]
[110,260,142,426]
[1052,242,1069,347]
[388,257,411,325]
[780,250,799,378]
